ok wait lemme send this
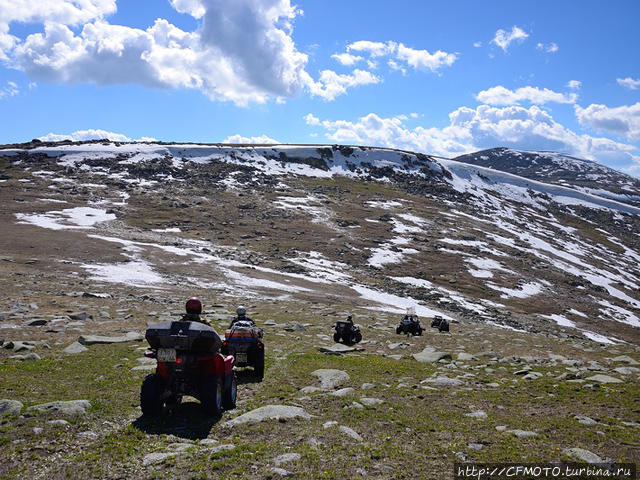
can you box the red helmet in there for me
[185,297,202,314]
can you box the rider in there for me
[345,315,354,326]
[229,305,255,328]
[182,297,210,326]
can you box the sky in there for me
[1,0,639,174]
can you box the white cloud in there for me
[396,44,457,72]
[617,77,640,90]
[1,0,320,105]
[575,103,640,141]
[135,136,157,142]
[536,42,558,53]
[305,105,639,167]
[331,52,363,66]
[0,80,19,99]
[473,41,482,48]
[347,40,395,57]
[388,59,407,75]
[492,26,529,52]
[38,129,130,142]
[567,80,581,90]
[475,85,577,106]
[305,69,380,101]
[222,134,280,144]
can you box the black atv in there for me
[430,315,450,332]
[221,321,265,379]
[141,320,237,417]
[333,320,362,345]
[396,315,423,336]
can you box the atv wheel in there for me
[354,331,362,343]
[254,348,265,380]
[140,374,164,417]
[333,332,341,343]
[223,373,237,410]
[416,327,423,336]
[395,326,402,335]
[201,376,223,415]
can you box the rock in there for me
[610,355,638,365]
[361,383,375,390]
[311,369,349,389]
[514,368,532,375]
[131,364,156,371]
[421,376,464,387]
[331,388,355,397]
[495,425,507,432]
[0,399,23,416]
[222,405,312,427]
[562,447,602,463]
[3,341,35,352]
[25,400,91,417]
[273,453,301,466]
[64,342,88,354]
[465,411,487,420]
[323,421,338,429]
[208,444,235,454]
[338,425,363,442]
[522,372,543,380]
[264,320,277,326]
[507,429,538,439]
[12,353,41,361]
[48,419,70,427]
[271,467,294,477]
[142,452,179,466]
[387,342,410,350]
[79,331,143,345]
[68,312,92,321]
[318,344,361,354]
[613,367,639,375]
[299,386,322,394]
[82,292,112,299]
[574,415,598,426]
[199,439,219,446]
[468,443,484,450]
[413,347,452,363]
[585,374,622,384]
[360,397,384,407]
[457,352,475,361]
[388,354,403,360]
[26,319,48,327]
[77,431,98,440]
[283,323,306,332]
[348,402,364,409]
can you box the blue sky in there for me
[1,0,639,174]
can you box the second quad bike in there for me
[396,309,423,336]
[221,320,265,379]
[333,320,362,345]
[141,320,237,416]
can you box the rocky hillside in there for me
[0,141,638,479]
[453,147,640,208]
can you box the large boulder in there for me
[222,405,312,428]
[0,399,23,416]
[413,347,452,363]
[311,369,349,389]
[25,400,91,417]
[79,331,143,345]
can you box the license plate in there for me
[236,353,247,363]
[157,348,177,362]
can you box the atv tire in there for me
[333,332,341,343]
[201,376,223,416]
[396,326,402,335]
[223,373,237,410]
[254,348,265,380]
[416,327,423,336]
[140,373,165,417]
[354,331,362,343]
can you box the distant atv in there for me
[141,320,237,416]
[221,321,265,379]
[333,320,362,345]
[396,315,423,336]
[430,315,450,333]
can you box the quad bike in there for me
[430,315,450,332]
[141,320,237,416]
[333,320,362,345]
[221,320,265,379]
[396,315,423,336]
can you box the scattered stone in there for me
[68,312,92,321]
[495,426,507,432]
[3,341,35,352]
[131,364,156,372]
[311,369,349,389]
[522,372,543,380]
[64,342,88,354]
[199,439,219,446]
[611,355,639,365]
[273,453,301,466]
[222,405,312,427]
[574,415,598,426]
[11,352,41,361]
[79,331,143,345]
[465,411,487,420]
[0,399,23,416]
[468,443,484,451]
[514,367,531,375]
[507,429,538,439]
[208,444,235,454]
[318,344,360,354]
[48,419,70,427]
[338,425,363,442]
[361,383,375,390]
[142,452,179,466]
[283,323,306,332]
[264,320,277,326]
[323,421,338,429]
[25,400,91,417]
[77,431,98,440]
[387,342,410,350]
[271,467,294,477]
[360,397,383,407]
[457,352,475,361]
[25,319,48,327]
[82,292,112,299]
[421,376,464,387]
[331,388,355,397]
[388,354,403,360]
[300,386,322,394]
[562,447,602,464]
[585,374,622,384]
[413,347,452,363]
[613,367,639,375]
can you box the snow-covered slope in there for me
[453,147,640,208]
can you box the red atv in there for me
[140,320,237,416]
